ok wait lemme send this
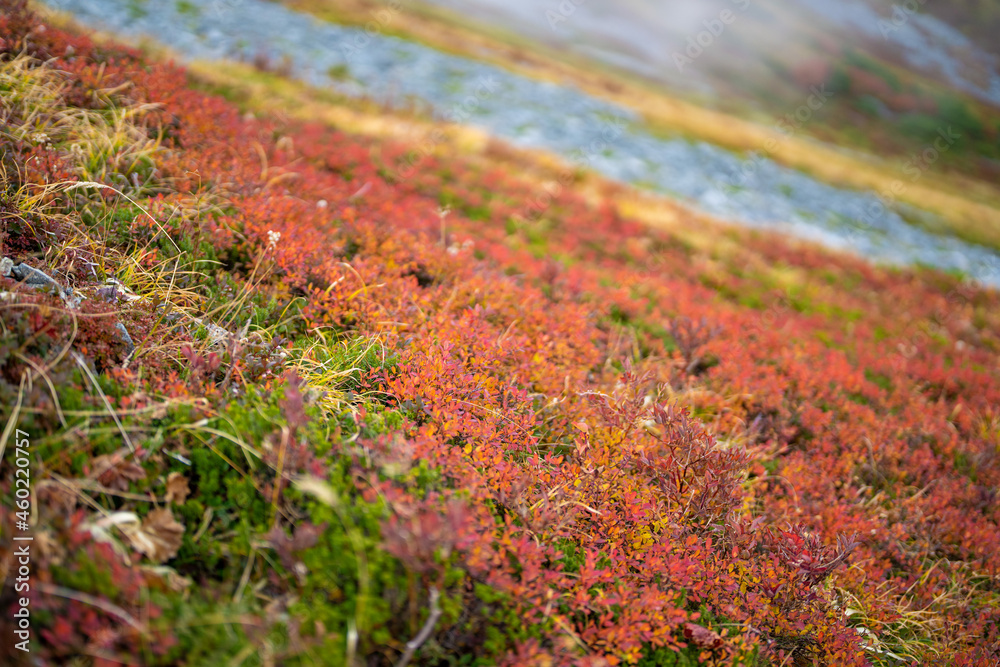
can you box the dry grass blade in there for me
[0,373,27,464]
[71,350,135,452]
[37,582,149,635]
[65,180,179,253]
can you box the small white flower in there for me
[446,239,474,256]
[267,230,281,249]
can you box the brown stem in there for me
[395,587,441,667]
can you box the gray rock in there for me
[63,291,84,310]
[97,278,141,304]
[9,262,81,306]
[96,286,119,303]
[11,263,61,290]
[115,321,136,356]
[0,257,12,278]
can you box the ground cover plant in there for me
[0,2,998,664]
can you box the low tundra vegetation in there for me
[0,2,998,665]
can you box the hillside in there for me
[358,0,1000,177]
[263,0,1000,265]
[1,1,999,665]
[899,0,1000,59]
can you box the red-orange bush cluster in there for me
[1,2,999,664]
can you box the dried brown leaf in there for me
[164,472,190,505]
[131,508,184,563]
[683,622,724,649]
[140,565,192,592]
[92,453,146,491]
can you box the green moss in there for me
[153,593,266,664]
[635,646,702,666]
[126,0,149,20]
[845,51,901,92]
[175,0,200,16]
[327,63,351,81]
[864,369,894,393]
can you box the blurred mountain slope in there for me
[423,0,1000,107]
[417,0,1000,180]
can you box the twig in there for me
[233,548,256,605]
[37,582,148,635]
[13,351,67,426]
[438,206,450,246]
[395,587,442,667]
